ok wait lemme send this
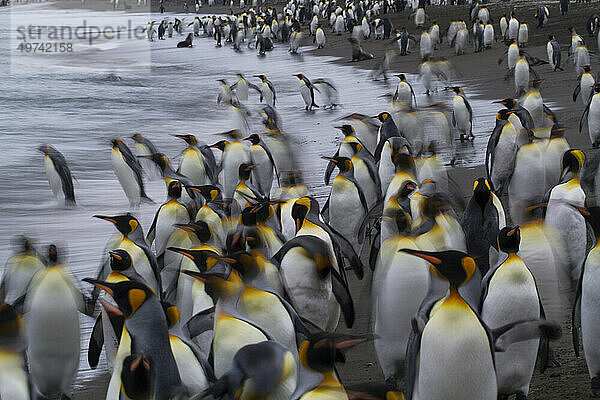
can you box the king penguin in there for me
[0,236,44,307]
[84,279,184,400]
[481,226,545,400]
[294,73,320,111]
[26,245,82,400]
[210,130,251,200]
[0,303,29,400]
[172,134,218,185]
[111,138,153,208]
[37,144,76,207]
[244,133,279,197]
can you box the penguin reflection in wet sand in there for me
[37,144,76,207]
[401,249,561,400]
[111,138,153,208]
[294,73,319,111]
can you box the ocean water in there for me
[0,4,502,397]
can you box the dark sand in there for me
[46,0,595,397]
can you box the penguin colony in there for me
[7,0,600,399]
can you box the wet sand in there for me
[39,0,597,397]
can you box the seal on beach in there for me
[177,33,193,48]
[347,37,374,62]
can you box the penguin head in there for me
[373,111,391,122]
[94,213,140,236]
[243,133,261,145]
[36,144,53,155]
[421,192,453,219]
[220,129,243,140]
[561,149,585,179]
[83,279,155,318]
[189,184,222,203]
[383,208,411,235]
[299,332,370,372]
[217,79,228,85]
[321,156,352,173]
[547,34,554,40]
[568,26,574,33]
[238,163,255,180]
[398,180,417,199]
[391,146,414,171]
[46,244,59,266]
[395,73,406,81]
[594,83,600,94]
[12,235,33,254]
[209,140,229,152]
[167,180,183,199]
[140,152,170,172]
[130,133,144,143]
[292,197,315,232]
[335,124,355,136]
[399,249,477,288]
[172,134,198,146]
[347,141,363,155]
[254,74,267,81]
[493,98,516,109]
[472,178,492,208]
[584,65,592,73]
[293,73,305,80]
[498,226,520,253]
[169,248,235,282]
[109,249,133,271]
[111,138,124,148]
[120,354,154,400]
[448,86,462,94]
[182,262,240,300]
[496,109,515,121]
[175,221,213,243]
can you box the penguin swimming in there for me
[37,144,76,207]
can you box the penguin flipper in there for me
[259,141,280,186]
[358,199,384,244]
[324,150,339,185]
[325,222,364,280]
[186,307,216,338]
[145,203,164,245]
[571,257,586,358]
[321,195,331,222]
[331,267,355,328]
[573,82,581,102]
[88,313,104,369]
[492,319,562,352]
[405,318,423,400]
[50,153,76,206]
[580,97,593,133]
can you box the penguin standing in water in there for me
[580,84,600,148]
[449,86,474,141]
[254,74,276,107]
[26,245,82,400]
[481,226,545,400]
[244,133,279,196]
[172,134,217,185]
[393,74,417,107]
[460,178,499,276]
[573,207,600,397]
[293,73,319,111]
[111,138,153,208]
[84,280,185,400]
[37,144,76,207]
